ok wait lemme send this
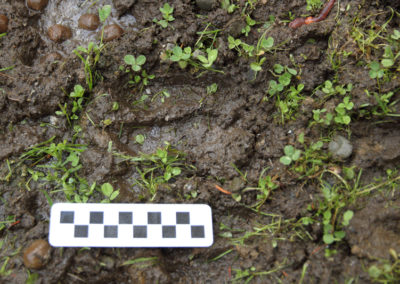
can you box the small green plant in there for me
[163,44,221,73]
[73,5,111,91]
[153,3,174,28]
[56,85,86,126]
[195,48,218,68]
[167,46,192,69]
[19,137,97,203]
[267,64,297,96]
[113,142,194,201]
[124,54,146,72]
[368,249,400,283]
[228,33,274,78]
[369,61,385,79]
[221,0,238,13]
[321,80,353,97]
[100,182,119,203]
[121,54,154,91]
[312,108,333,125]
[242,168,278,210]
[135,134,146,145]
[334,96,354,125]
[306,0,322,11]
[242,14,256,36]
[98,5,112,43]
[280,145,301,166]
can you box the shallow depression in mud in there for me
[36,0,136,53]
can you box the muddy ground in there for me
[1,0,400,283]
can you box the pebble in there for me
[48,24,72,43]
[102,24,124,42]
[78,14,100,31]
[0,14,9,33]
[27,0,49,11]
[23,239,51,269]
[328,135,353,159]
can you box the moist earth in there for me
[0,0,400,283]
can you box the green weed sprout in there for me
[168,46,192,69]
[334,96,354,125]
[100,182,119,203]
[73,5,111,91]
[280,145,301,166]
[243,167,278,210]
[153,3,174,28]
[122,54,154,90]
[124,54,146,72]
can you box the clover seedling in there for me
[280,145,301,165]
[168,46,192,69]
[369,61,384,79]
[196,48,218,68]
[100,182,119,203]
[153,3,174,28]
[124,54,146,72]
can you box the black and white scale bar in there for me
[49,203,213,247]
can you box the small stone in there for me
[0,14,9,33]
[78,14,100,31]
[23,239,51,269]
[27,0,49,11]
[196,0,216,10]
[48,24,72,43]
[328,135,353,159]
[102,24,124,42]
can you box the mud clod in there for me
[23,239,51,269]
[78,14,100,31]
[0,14,8,33]
[27,0,49,11]
[48,24,72,42]
[102,24,124,42]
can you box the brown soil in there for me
[1,0,400,283]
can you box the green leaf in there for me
[368,265,382,278]
[279,156,292,165]
[136,55,146,66]
[323,234,334,244]
[124,55,135,65]
[381,58,394,68]
[283,145,294,156]
[273,64,284,74]
[334,230,345,240]
[101,183,114,197]
[342,210,354,226]
[292,149,301,161]
[99,5,112,23]
[171,167,181,176]
[261,36,274,50]
[250,62,262,72]
[110,190,119,200]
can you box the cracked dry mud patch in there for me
[1,0,400,283]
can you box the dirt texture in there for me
[1,0,400,283]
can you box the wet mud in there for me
[1,0,400,283]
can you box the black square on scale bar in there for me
[90,212,104,224]
[133,226,147,238]
[119,212,133,224]
[162,226,176,238]
[60,211,74,223]
[176,212,190,224]
[104,225,118,238]
[74,225,88,238]
[148,212,161,224]
[191,226,205,238]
